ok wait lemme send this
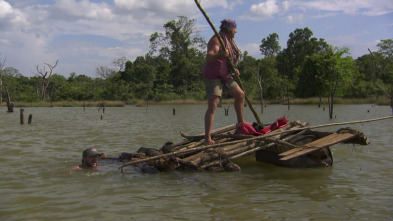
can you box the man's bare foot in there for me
[204,138,216,145]
[234,122,243,134]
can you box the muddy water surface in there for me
[0,104,392,220]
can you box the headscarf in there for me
[220,19,237,28]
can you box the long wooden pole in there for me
[194,0,262,126]
[307,115,393,129]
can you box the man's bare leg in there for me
[204,95,220,145]
[228,86,245,124]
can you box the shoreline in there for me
[0,96,391,108]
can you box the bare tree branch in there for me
[96,66,115,79]
[112,57,127,72]
[34,59,59,101]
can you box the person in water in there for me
[203,19,245,145]
[73,148,101,169]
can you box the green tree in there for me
[237,51,260,100]
[298,53,334,102]
[149,55,177,101]
[277,27,330,98]
[279,27,328,74]
[377,39,393,58]
[373,39,393,107]
[101,73,133,102]
[319,47,354,119]
[149,16,206,96]
[120,60,133,82]
[258,56,283,100]
[48,74,68,101]
[132,55,156,100]
[2,68,41,102]
[260,33,281,57]
[352,54,380,98]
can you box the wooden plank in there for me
[279,132,357,161]
[279,132,349,157]
[277,135,327,157]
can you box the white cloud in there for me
[0,0,27,30]
[49,0,114,21]
[202,0,244,10]
[298,0,393,16]
[285,14,304,24]
[324,33,380,58]
[0,0,216,76]
[251,0,279,16]
[241,43,262,58]
[0,0,12,15]
[282,0,291,12]
[241,0,281,21]
[113,0,198,25]
[242,0,393,22]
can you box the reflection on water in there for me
[0,104,392,220]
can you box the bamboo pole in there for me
[194,0,262,126]
[308,115,393,129]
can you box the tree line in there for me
[1,16,392,109]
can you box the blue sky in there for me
[1,0,392,77]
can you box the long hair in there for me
[219,29,240,66]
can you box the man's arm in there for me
[206,36,228,62]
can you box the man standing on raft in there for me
[203,19,245,145]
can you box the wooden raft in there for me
[118,121,369,172]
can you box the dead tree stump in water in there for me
[20,109,24,124]
[5,86,14,112]
[28,114,33,124]
[7,103,14,113]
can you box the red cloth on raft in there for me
[236,117,289,136]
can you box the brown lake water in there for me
[0,104,392,220]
